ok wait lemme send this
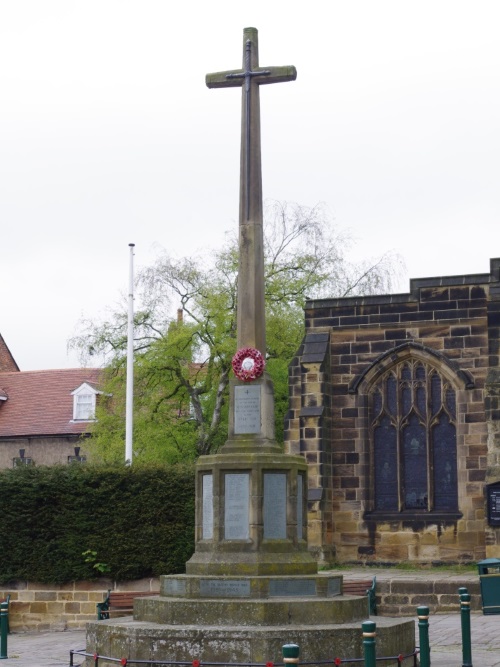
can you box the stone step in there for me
[135,594,369,626]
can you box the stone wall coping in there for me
[305,259,500,310]
[322,567,478,582]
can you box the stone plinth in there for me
[87,615,415,665]
[161,573,341,598]
[187,450,316,576]
[87,571,415,664]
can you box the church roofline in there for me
[305,257,500,311]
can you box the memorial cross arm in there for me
[206,65,297,89]
[204,28,297,353]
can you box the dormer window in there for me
[71,382,100,421]
[75,393,94,420]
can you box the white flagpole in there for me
[125,243,135,465]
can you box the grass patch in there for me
[395,561,477,573]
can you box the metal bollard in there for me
[362,620,376,667]
[460,592,473,667]
[0,601,8,660]
[417,605,430,667]
[282,643,300,665]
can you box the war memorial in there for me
[86,28,414,664]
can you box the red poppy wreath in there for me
[232,347,265,382]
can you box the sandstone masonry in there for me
[286,258,500,565]
[1,578,159,632]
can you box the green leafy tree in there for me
[71,201,402,460]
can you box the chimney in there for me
[177,308,183,324]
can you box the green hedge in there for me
[0,463,195,584]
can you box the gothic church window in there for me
[370,359,458,513]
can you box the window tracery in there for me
[370,358,458,513]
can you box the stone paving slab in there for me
[4,612,500,667]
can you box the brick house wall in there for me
[285,258,500,564]
[0,435,88,468]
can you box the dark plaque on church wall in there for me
[234,385,261,434]
[487,483,500,526]
[263,473,287,539]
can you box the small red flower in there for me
[93,654,98,663]
[192,660,201,667]
[397,655,404,663]
[266,662,274,667]
[121,659,128,666]
[334,658,342,666]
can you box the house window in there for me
[71,383,100,421]
[13,457,33,467]
[68,446,86,463]
[68,454,87,463]
[75,393,95,420]
[370,358,458,514]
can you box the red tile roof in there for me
[0,368,102,437]
[0,335,19,372]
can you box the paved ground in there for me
[3,612,500,667]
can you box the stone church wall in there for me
[286,258,500,564]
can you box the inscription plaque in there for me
[234,385,261,434]
[200,579,251,597]
[202,474,213,539]
[269,579,316,597]
[327,578,341,597]
[264,473,287,539]
[297,474,303,540]
[224,473,249,539]
[165,579,186,595]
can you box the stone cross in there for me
[206,27,296,354]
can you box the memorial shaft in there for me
[186,26,312,579]
[206,27,296,354]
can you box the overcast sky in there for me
[1,1,499,371]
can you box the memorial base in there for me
[87,574,415,665]
[87,606,415,665]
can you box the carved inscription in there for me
[199,579,251,597]
[164,579,187,596]
[269,579,316,597]
[264,473,287,539]
[234,385,261,434]
[327,578,341,597]
[202,474,214,539]
[224,473,250,539]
